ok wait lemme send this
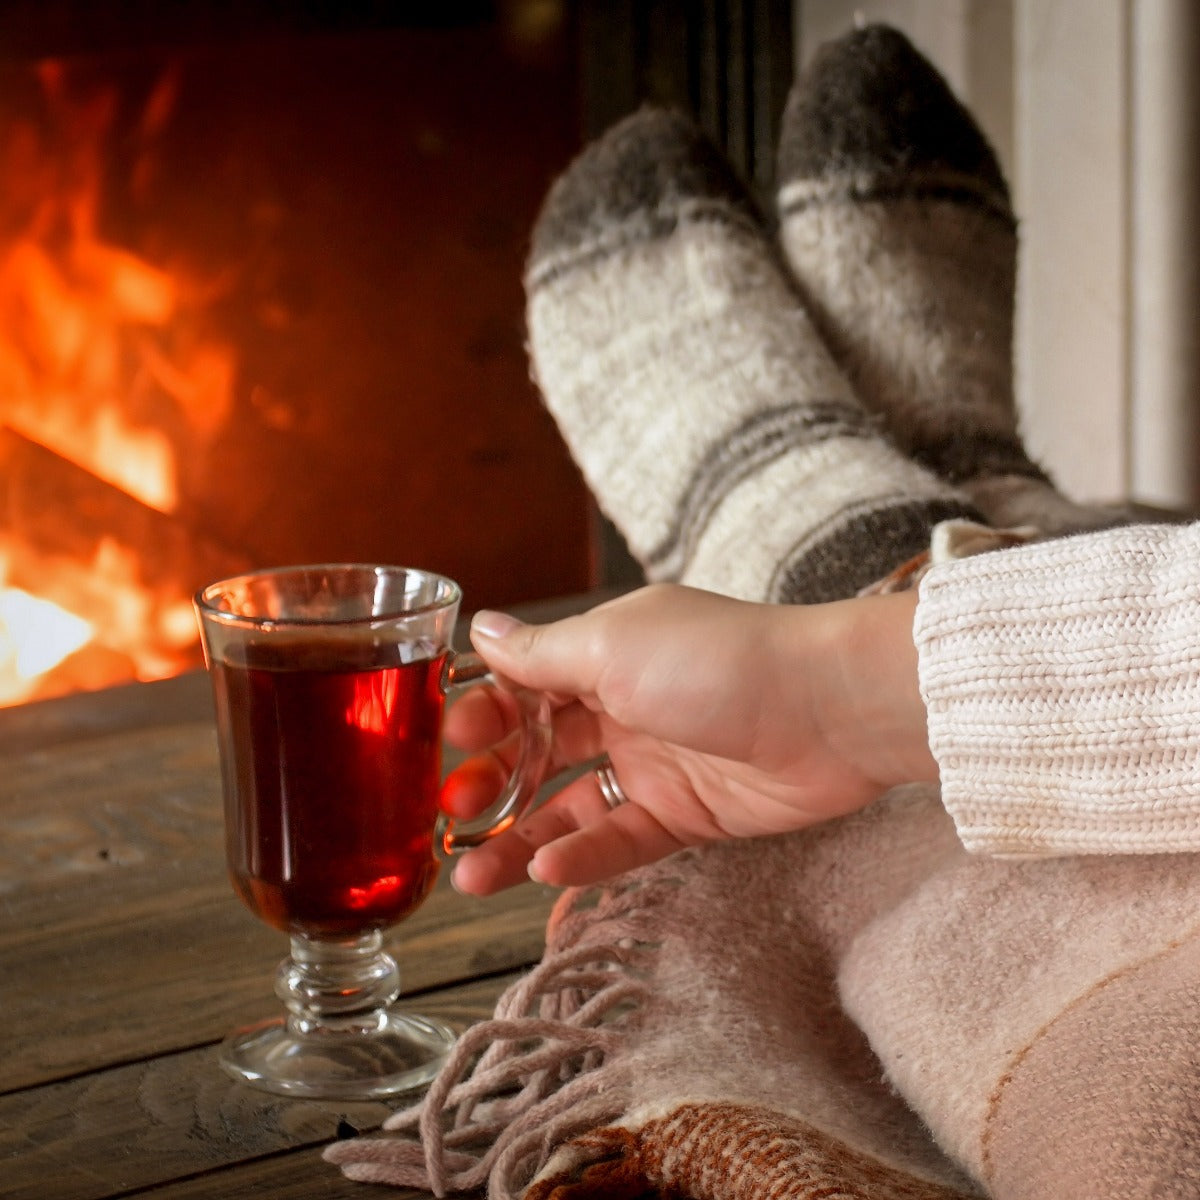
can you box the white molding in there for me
[1013,0,1131,504]
[1129,0,1200,508]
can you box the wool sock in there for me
[525,106,979,603]
[775,24,1120,536]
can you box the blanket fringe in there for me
[325,873,682,1198]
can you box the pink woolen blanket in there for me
[325,785,1200,1198]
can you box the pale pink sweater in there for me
[915,520,1200,856]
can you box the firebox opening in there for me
[0,1,593,707]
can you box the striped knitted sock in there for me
[525,107,977,604]
[775,24,1117,536]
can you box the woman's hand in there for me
[442,583,937,895]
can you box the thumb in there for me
[470,609,605,698]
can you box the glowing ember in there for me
[0,587,92,704]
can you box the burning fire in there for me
[0,61,237,706]
[0,581,91,702]
[0,238,180,511]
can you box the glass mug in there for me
[194,564,551,1099]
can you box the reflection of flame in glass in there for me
[344,875,402,910]
[0,587,92,703]
[346,670,401,737]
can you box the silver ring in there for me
[594,756,631,810]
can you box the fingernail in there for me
[472,610,523,640]
[527,856,545,884]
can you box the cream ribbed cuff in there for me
[915,521,1200,855]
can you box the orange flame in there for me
[0,77,182,514]
[0,584,92,705]
[0,60,238,703]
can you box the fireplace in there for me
[0,0,794,708]
[0,2,596,706]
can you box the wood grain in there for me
[0,588,619,1195]
[0,719,556,1093]
[0,721,222,893]
[137,1151,420,1200]
[0,972,520,1200]
[0,873,555,1094]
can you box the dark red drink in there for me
[211,640,446,937]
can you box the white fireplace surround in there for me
[798,0,1200,515]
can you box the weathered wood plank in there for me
[0,712,557,1092]
[0,865,554,1093]
[0,713,479,894]
[0,720,223,894]
[0,971,521,1200]
[135,1149,420,1199]
[0,717,553,1091]
[0,669,214,757]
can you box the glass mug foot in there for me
[220,1011,457,1100]
[220,929,457,1099]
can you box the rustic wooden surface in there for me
[0,591,617,1199]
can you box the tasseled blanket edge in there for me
[324,872,685,1199]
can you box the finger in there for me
[449,770,612,895]
[440,750,510,820]
[527,804,687,888]
[469,609,610,701]
[440,709,605,826]
[444,685,519,752]
[449,769,690,895]
[445,697,610,809]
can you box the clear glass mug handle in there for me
[436,650,552,855]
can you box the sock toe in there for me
[529,108,761,274]
[777,24,1011,218]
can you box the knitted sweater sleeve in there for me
[913,520,1200,856]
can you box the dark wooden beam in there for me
[576,0,794,201]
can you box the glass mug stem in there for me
[224,929,454,1098]
[277,932,400,1034]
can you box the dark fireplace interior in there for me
[0,0,792,706]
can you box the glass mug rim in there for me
[194,562,461,630]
